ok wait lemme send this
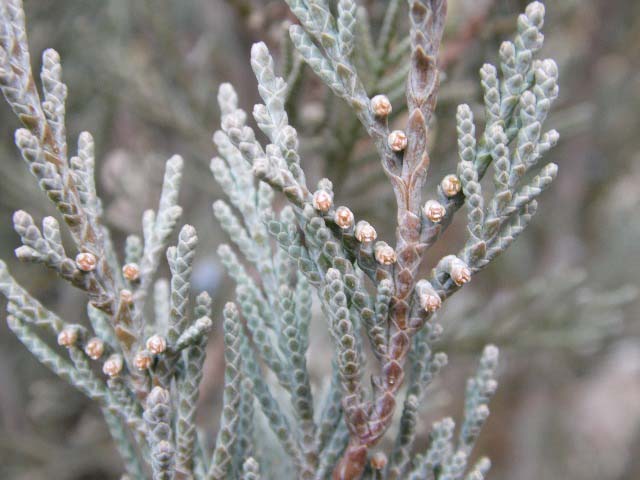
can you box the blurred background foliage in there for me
[0,0,638,479]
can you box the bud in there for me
[388,130,408,152]
[420,292,442,312]
[450,260,471,286]
[57,327,78,348]
[122,263,140,281]
[355,221,377,243]
[84,337,105,360]
[370,451,388,470]
[334,206,354,229]
[119,289,134,304]
[374,242,396,265]
[103,354,123,377]
[370,95,392,117]
[312,190,332,212]
[75,252,97,272]
[423,199,446,222]
[416,280,442,313]
[148,385,171,405]
[134,350,153,371]
[441,174,462,197]
[146,334,167,355]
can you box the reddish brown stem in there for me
[332,2,448,478]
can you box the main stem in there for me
[333,2,447,477]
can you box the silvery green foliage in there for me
[145,386,176,480]
[406,350,498,480]
[212,1,556,478]
[0,1,559,480]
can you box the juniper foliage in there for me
[0,1,559,479]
